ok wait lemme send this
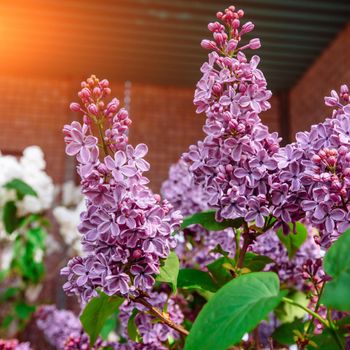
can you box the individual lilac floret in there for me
[0,339,32,350]
[161,159,235,267]
[61,76,182,303]
[275,85,350,246]
[185,6,283,230]
[119,292,184,349]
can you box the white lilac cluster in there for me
[0,146,54,217]
[53,181,85,255]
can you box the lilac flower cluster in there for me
[36,305,83,350]
[161,159,235,267]
[184,6,284,228]
[276,85,350,245]
[61,76,182,302]
[119,292,184,349]
[36,296,183,350]
[0,339,31,350]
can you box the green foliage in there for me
[127,308,141,342]
[184,272,285,350]
[206,257,235,287]
[155,251,179,292]
[13,229,45,283]
[4,178,37,200]
[80,292,124,346]
[275,291,308,323]
[3,201,19,234]
[272,319,305,346]
[242,252,274,272]
[181,210,243,231]
[100,312,118,341]
[14,302,36,320]
[321,229,350,311]
[277,222,307,259]
[177,269,218,292]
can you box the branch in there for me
[133,296,189,337]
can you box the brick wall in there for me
[290,23,350,139]
[0,78,280,191]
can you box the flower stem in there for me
[305,282,325,335]
[96,120,109,157]
[134,297,189,337]
[237,223,250,268]
[282,297,329,328]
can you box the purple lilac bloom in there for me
[119,292,184,349]
[161,159,235,268]
[0,339,32,350]
[36,305,82,350]
[36,305,167,350]
[184,6,284,231]
[275,85,350,246]
[61,76,182,303]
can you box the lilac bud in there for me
[100,79,109,88]
[341,84,349,94]
[312,154,321,164]
[324,96,338,107]
[232,19,240,29]
[212,83,223,95]
[80,88,91,99]
[201,39,217,50]
[87,103,98,115]
[213,32,225,46]
[237,9,244,17]
[93,87,101,98]
[249,38,261,50]
[226,39,238,52]
[240,21,254,35]
[132,249,143,260]
[70,102,81,112]
[328,156,336,167]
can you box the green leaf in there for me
[3,201,19,234]
[156,251,179,292]
[323,228,350,278]
[100,312,118,341]
[272,319,305,346]
[177,269,218,292]
[181,210,243,231]
[0,287,20,301]
[14,302,36,320]
[207,257,234,287]
[243,253,274,272]
[4,178,37,200]
[80,292,124,346]
[184,272,285,350]
[322,272,350,311]
[13,236,45,283]
[27,227,46,249]
[321,229,350,311]
[277,222,307,259]
[275,291,309,324]
[127,308,141,342]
